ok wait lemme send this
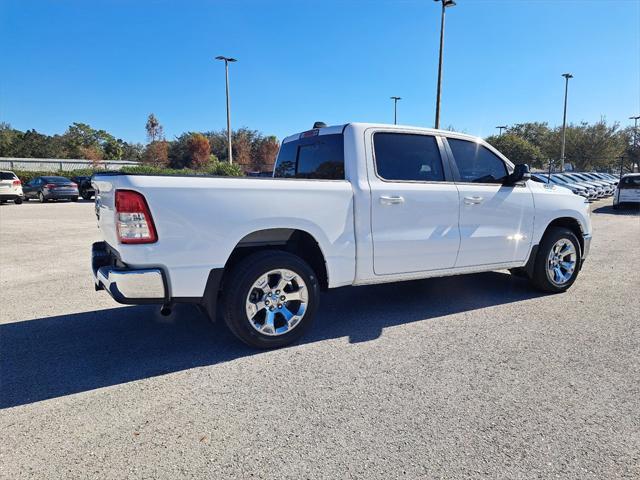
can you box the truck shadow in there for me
[1,272,541,408]
[592,204,640,216]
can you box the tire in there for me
[14,197,23,205]
[530,227,581,293]
[222,250,320,349]
[23,197,29,202]
[71,196,79,202]
[38,192,47,203]
[81,192,93,201]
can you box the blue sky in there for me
[1,0,639,144]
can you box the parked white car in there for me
[613,173,640,209]
[92,123,592,348]
[0,170,23,204]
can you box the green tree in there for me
[485,134,544,168]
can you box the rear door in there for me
[445,137,534,268]
[369,130,460,275]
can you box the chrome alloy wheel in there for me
[245,269,308,336]
[546,238,577,286]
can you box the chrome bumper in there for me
[92,242,167,304]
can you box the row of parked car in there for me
[531,171,619,200]
[2,169,639,209]
[0,172,95,204]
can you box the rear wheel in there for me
[530,227,581,293]
[38,192,47,203]
[71,196,79,202]
[81,192,93,200]
[14,197,23,204]
[222,250,320,349]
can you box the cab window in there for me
[273,134,344,180]
[448,138,508,184]
[373,133,445,182]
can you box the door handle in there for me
[380,195,405,205]
[463,196,484,205]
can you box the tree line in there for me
[484,120,638,172]
[0,113,280,173]
[2,115,637,174]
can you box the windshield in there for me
[42,177,72,184]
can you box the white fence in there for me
[0,157,140,172]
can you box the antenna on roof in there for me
[313,121,327,129]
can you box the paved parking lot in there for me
[1,199,638,479]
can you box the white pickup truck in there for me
[92,123,592,348]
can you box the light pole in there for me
[496,125,508,136]
[630,115,640,148]
[559,73,573,172]
[215,55,237,164]
[631,115,640,173]
[390,96,402,124]
[433,0,456,130]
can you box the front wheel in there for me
[81,192,93,200]
[38,192,47,203]
[222,251,320,349]
[14,197,23,204]
[530,227,581,293]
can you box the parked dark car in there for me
[23,176,79,203]
[70,175,95,200]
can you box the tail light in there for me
[115,190,157,244]
[45,183,56,189]
[12,180,21,187]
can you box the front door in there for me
[370,131,460,275]
[445,137,534,268]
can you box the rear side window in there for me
[273,133,344,180]
[0,172,17,180]
[373,133,445,182]
[620,176,640,189]
[448,138,507,183]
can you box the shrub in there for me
[208,161,244,177]
[11,162,244,184]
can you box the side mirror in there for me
[505,163,531,185]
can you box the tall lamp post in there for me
[433,0,456,130]
[496,125,508,136]
[631,115,640,173]
[630,115,640,148]
[390,96,402,124]
[215,55,237,164]
[559,73,573,172]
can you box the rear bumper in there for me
[45,191,78,199]
[0,193,21,200]
[92,241,168,304]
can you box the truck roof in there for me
[281,123,482,144]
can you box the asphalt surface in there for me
[1,199,638,479]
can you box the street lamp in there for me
[390,96,402,125]
[496,125,508,136]
[559,73,573,172]
[433,0,456,130]
[215,55,237,164]
[630,115,640,147]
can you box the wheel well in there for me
[223,229,329,291]
[545,217,584,254]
